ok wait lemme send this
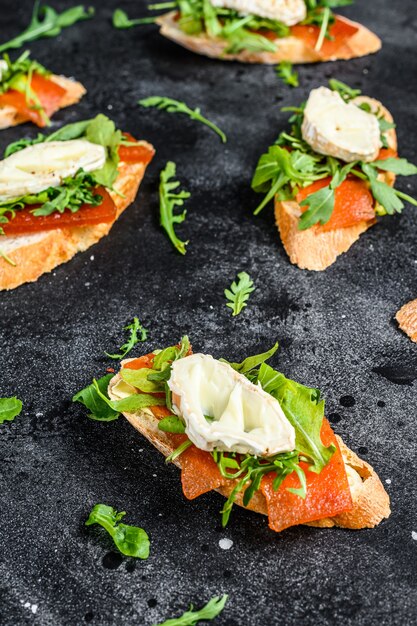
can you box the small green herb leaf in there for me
[120,367,163,393]
[139,96,227,143]
[85,504,150,559]
[159,161,191,255]
[106,317,148,360]
[276,62,299,88]
[112,8,156,28]
[226,342,279,374]
[0,2,94,54]
[0,396,23,424]
[154,594,228,626]
[72,374,119,422]
[328,78,361,102]
[224,272,255,317]
[158,416,186,434]
[372,157,417,176]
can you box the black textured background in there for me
[1,1,416,625]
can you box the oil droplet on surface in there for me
[102,552,123,570]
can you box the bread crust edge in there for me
[156,12,381,64]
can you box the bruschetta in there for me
[396,300,417,343]
[251,81,417,270]
[0,51,85,129]
[142,0,381,64]
[0,115,154,290]
[95,337,391,533]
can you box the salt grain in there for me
[385,478,391,484]
[219,538,233,550]
[412,531,417,541]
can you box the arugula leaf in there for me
[159,161,191,255]
[0,248,16,266]
[72,374,119,422]
[276,62,299,88]
[372,157,417,176]
[257,363,335,473]
[226,342,278,374]
[0,396,23,424]
[154,594,228,626]
[92,379,166,413]
[328,78,361,102]
[112,8,156,28]
[106,317,148,360]
[0,2,94,54]
[120,367,163,393]
[158,415,186,434]
[0,170,103,231]
[224,272,255,316]
[165,439,193,464]
[85,504,150,558]
[139,96,226,144]
[298,184,334,229]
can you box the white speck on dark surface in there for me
[412,532,417,541]
[219,538,234,550]
[386,479,392,484]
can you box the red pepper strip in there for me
[119,133,155,165]
[261,419,352,533]
[297,176,375,233]
[2,187,116,236]
[0,73,66,127]
[290,17,359,58]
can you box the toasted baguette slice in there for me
[396,299,417,343]
[0,144,154,291]
[275,96,398,271]
[156,11,381,64]
[108,366,390,531]
[0,75,86,130]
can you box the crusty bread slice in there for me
[396,299,417,343]
[275,96,398,271]
[108,365,391,531]
[156,11,381,64]
[0,144,154,290]
[0,75,86,130]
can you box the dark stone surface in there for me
[0,1,416,624]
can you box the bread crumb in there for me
[219,538,233,550]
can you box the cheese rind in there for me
[0,139,106,202]
[168,353,296,456]
[301,87,382,163]
[210,0,306,25]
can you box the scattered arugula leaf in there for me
[72,374,119,422]
[159,161,190,255]
[224,272,255,316]
[154,594,228,626]
[0,396,23,424]
[0,2,94,54]
[85,504,150,558]
[105,317,148,360]
[112,8,156,28]
[139,96,226,143]
[276,62,299,88]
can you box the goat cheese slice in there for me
[301,87,382,163]
[0,139,106,202]
[210,0,306,26]
[168,353,296,457]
